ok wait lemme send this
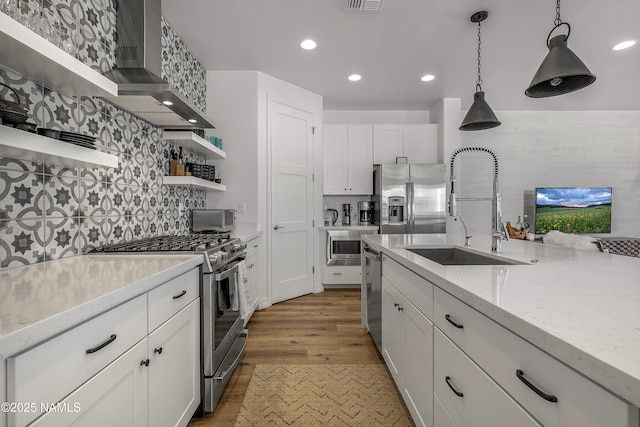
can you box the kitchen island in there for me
[363,233,640,426]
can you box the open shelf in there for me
[0,11,117,97]
[162,176,226,191]
[0,125,119,169]
[162,131,226,161]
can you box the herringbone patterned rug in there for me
[235,364,414,426]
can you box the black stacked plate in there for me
[59,131,97,150]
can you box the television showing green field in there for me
[535,187,612,234]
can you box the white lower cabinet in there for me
[31,339,149,427]
[433,393,458,427]
[434,328,541,427]
[148,300,200,427]
[382,255,433,427]
[5,267,201,427]
[244,234,263,320]
[433,287,638,427]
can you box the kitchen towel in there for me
[236,260,252,319]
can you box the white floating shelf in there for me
[0,125,118,169]
[162,131,226,161]
[0,11,118,97]
[162,176,226,191]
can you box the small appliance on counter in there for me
[324,208,339,226]
[342,203,353,225]
[358,201,374,225]
[192,209,236,232]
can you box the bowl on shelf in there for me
[37,128,61,139]
[16,122,37,133]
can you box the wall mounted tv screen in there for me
[535,187,612,234]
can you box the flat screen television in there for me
[535,187,612,234]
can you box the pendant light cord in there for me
[476,19,483,92]
[555,0,562,26]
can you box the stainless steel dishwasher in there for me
[363,243,382,353]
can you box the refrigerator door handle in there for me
[406,181,415,233]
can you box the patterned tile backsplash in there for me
[161,16,207,113]
[0,67,207,269]
[0,1,211,269]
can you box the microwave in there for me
[192,209,236,232]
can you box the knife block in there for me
[170,160,185,176]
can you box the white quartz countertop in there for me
[232,226,263,242]
[0,254,202,358]
[318,225,379,231]
[363,233,640,407]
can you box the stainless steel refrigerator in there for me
[373,164,446,234]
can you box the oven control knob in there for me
[210,254,219,264]
[218,251,228,261]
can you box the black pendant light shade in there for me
[460,92,501,131]
[459,11,501,131]
[525,33,596,98]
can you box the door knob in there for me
[273,225,285,230]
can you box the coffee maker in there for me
[342,204,353,225]
[358,201,373,225]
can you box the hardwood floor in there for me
[188,289,384,426]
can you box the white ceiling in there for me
[161,0,640,111]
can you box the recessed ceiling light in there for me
[421,74,435,82]
[300,39,317,50]
[162,100,173,106]
[348,74,362,82]
[188,119,197,123]
[612,40,637,51]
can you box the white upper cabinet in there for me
[323,125,373,195]
[373,124,438,164]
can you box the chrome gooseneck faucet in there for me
[448,147,508,253]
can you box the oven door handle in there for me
[214,264,239,281]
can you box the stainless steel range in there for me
[90,233,248,414]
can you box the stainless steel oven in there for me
[88,233,247,415]
[202,255,246,413]
[327,230,367,266]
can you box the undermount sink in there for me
[406,247,526,266]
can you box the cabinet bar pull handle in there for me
[516,369,558,403]
[173,290,187,299]
[85,334,117,354]
[445,314,464,329]
[445,376,464,397]
[140,359,150,367]
[154,347,163,354]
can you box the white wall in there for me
[324,110,429,124]
[455,110,640,238]
[206,71,260,226]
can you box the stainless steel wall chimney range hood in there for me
[102,0,215,128]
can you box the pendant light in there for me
[525,0,595,97]
[460,11,501,131]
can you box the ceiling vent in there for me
[344,0,383,12]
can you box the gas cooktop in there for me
[89,233,233,253]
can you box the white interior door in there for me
[269,99,315,304]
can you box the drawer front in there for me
[148,268,199,332]
[382,255,433,319]
[434,328,541,427]
[245,235,262,259]
[434,393,458,427]
[322,265,361,284]
[7,295,147,426]
[434,287,638,427]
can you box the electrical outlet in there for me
[178,202,185,215]
[238,202,246,214]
